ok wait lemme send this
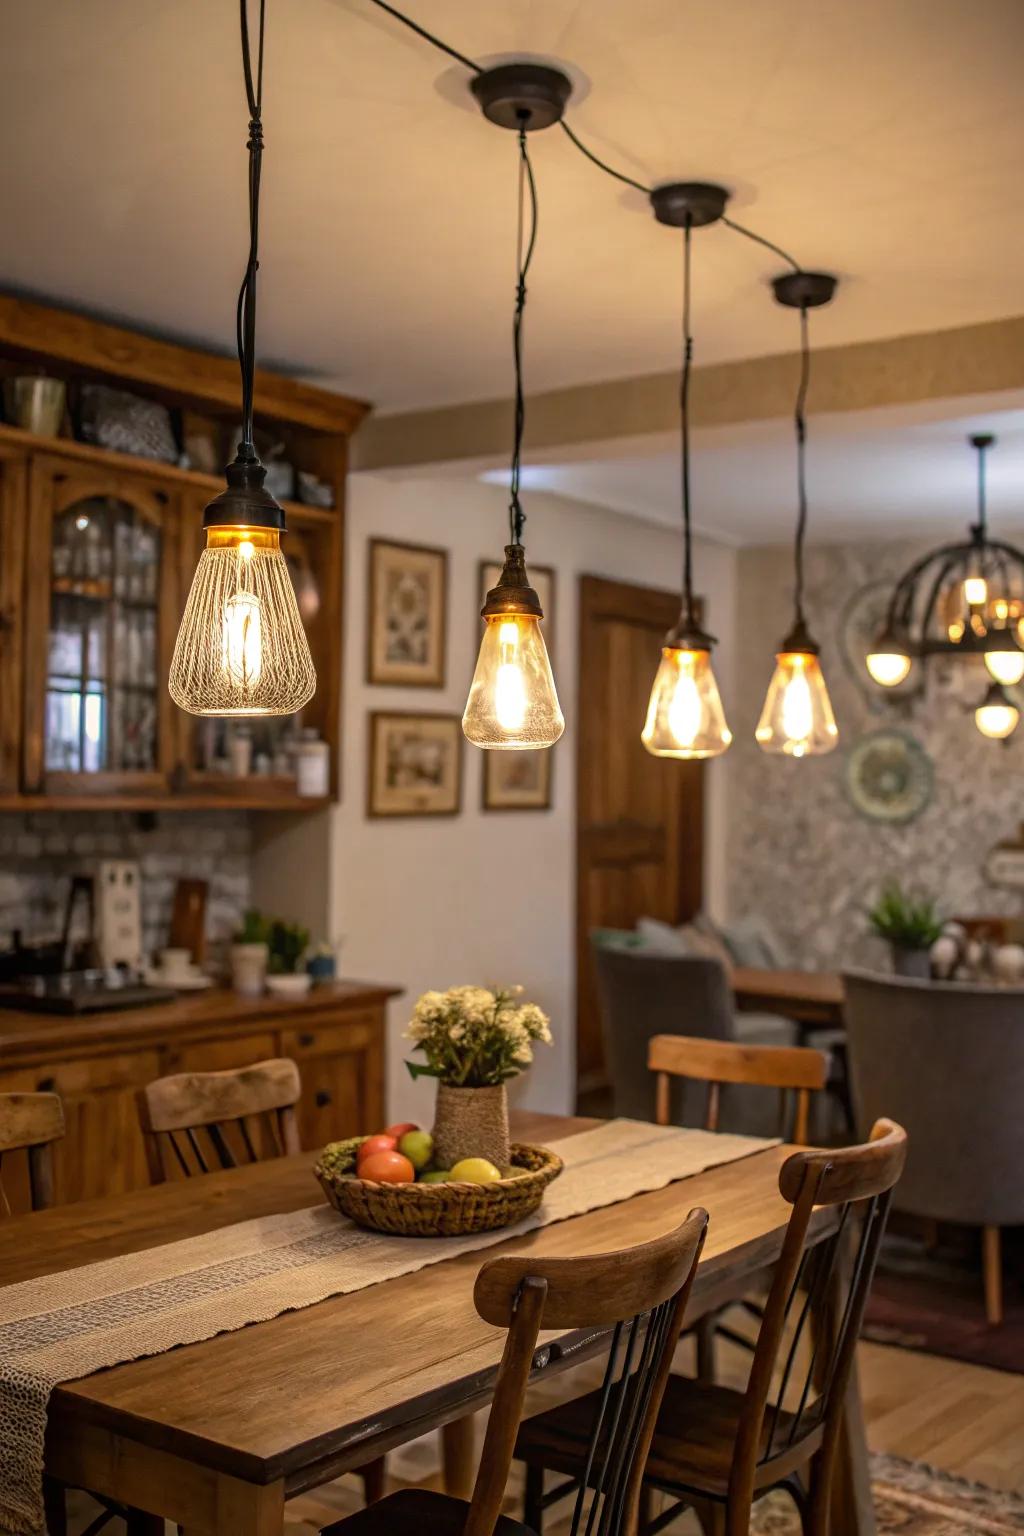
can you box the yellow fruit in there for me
[450,1157,502,1185]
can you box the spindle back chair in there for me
[649,1034,829,1145]
[320,1208,709,1536]
[136,1057,302,1185]
[515,1120,907,1536]
[0,1090,64,1215]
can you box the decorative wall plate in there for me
[844,729,933,824]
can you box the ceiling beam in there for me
[352,314,1024,472]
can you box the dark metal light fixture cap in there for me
[777,615,821,656]
[470,63,572,131]
[664,608,717,652]
[773,272,838,310]
[202,456,287,531]
[650,182,730,228]
[481,544,544,619]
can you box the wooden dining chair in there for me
[649,1034,830,1146]
[514,1119,907,1536]
[0,1089,64,1214]
[318,1207,709,1536]
[136,1056,303,1183]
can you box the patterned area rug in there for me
[750,1455,1024,1534]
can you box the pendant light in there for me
[169,0,316,718]
[642,185,732,760]
[866,435,1024,696]
[975,680,1020,740]
[755,273,839,758]
[463,66,568,751]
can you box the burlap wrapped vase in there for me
[432,1082,511,1171]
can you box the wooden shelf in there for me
[0,792,330,814]
[0,421,338,525]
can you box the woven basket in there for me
[315,1139,563,1237]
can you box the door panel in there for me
[576,575,704,1103]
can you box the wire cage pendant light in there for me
[463,65,567,751]
[642,186,732,760]
[865,436,1024,732]
[169,0,316,719]
[755,272,839,758]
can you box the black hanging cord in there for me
[355,0,810,278]
[792,305,811,626]
[509,123,538,546]
[680,218,695,620]
[974,437,988,538]
[236,0,266,463]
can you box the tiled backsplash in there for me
[0,812,252,961]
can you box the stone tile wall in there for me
[727,538,1024,971]
[0,812,251,963]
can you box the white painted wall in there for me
[326,475,736,1124]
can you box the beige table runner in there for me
[0,1119,777,1536]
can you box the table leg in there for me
[442,1415,476,1499]
[179,1471,285,1535]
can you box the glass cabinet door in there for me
[25,462,179,793]
[0,452,27,795]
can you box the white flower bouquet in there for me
[405,984,552,1089]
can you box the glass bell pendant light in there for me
[975,680,1019,740]
[464,96,564,750]
[169,0,316,718]
[643,202,731,759]
[756,273,839,757]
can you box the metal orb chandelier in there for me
[866,436,1024,731]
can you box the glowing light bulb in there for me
[642,646,732,759]
[964,575,988,607]
[169,527,316,716]
[464,612,563,748]
[866,651,912,687]
[985,646,1024,687]
[975,682,1019,740]
[756,650,838,757]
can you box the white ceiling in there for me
[476,396,1024,545]
[1,0,1022,413]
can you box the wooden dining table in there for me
[3,1111,875,1536]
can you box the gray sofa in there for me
[843,968,1024,1325]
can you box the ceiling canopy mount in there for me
[649,182,730,229]
[469,62,572,131]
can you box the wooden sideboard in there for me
[0,980,399,1212]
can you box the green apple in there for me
[419,1168,453,1183]
[398,1129,434,1171]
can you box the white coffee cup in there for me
[159,948,193,981]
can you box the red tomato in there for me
[384,1122,418,1139]
[357,1134,397,1164]
[359,1150,415,1184]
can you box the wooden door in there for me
[0,450,27,793]
[23,457,183,796]
[576,575,704,1105]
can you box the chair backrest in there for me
[728,1119,907,1514]
[843,967,1024,1226]
[136,1058,302,1184]
[592,944,734,1118]
[468,1207,709,1536]
[649,1034,829,1145]
[0,1091,65,1214]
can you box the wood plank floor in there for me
[65,1338,1024,1533]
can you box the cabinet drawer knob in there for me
[315,1090,332,1108]
[36,1076,57,1093]
[298,1032,314,1047]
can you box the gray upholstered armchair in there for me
[843,968,1024,1325]
[592,946,798,1136]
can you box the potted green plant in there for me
[405,985,553,1169]
[230,908,270,997]
[867,883,943,979]
[265,919,312,997]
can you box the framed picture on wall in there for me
[478,560,555,650]
[482,747,553,812]
[367,539,448,686]
[367,711,462,818]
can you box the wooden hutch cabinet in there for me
[0,294,367,811]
